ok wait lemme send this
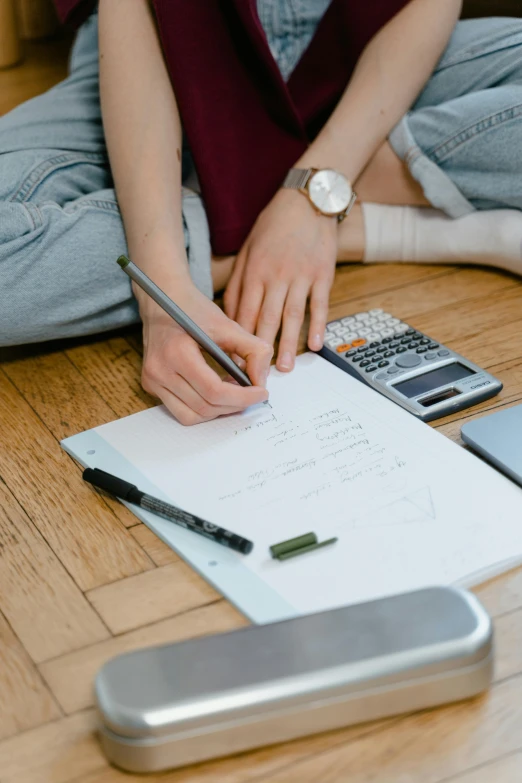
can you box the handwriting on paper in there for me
[220,406,407,502]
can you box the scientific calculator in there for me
[318,309,502,422]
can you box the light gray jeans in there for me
[1,14,522,346]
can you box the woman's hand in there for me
[140,282,272,425]
[224,189,338,372]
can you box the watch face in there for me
[308,169,352,215]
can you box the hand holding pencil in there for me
[119,256,272,426]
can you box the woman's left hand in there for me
[223,188,338,371]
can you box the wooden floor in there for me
[2,28,522,783]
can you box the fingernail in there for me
[310,334,322,351]
[279,352,293,370]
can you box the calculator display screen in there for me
[393,363,475,399]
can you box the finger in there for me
[220,326,273,389]
[223,249,247,320]
[235,279,265,335]
[153,383,211,426]
[161,373,245,420]
[308,277,332,351]
[276,280,310,371]
[255,283,288,349]
[182,339,269,407]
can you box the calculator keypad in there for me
[323,311,449,381]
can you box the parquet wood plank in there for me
[129,523,180,566]
[3,350,141,529]
[329,263,454,305]
[0,611,60,740]
[446,753,522,783]
[331,267,517,326]
[254,675,522,783]
[0,370,153,590]
[0,710,105,783]
[38,602,246,714]
[66,338,155,419]
[85,562,220,634]
[0,478,108,662]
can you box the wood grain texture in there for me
[0,611,60,740]
[0,477,109,662]
[0,370,153,590]
[38,602,246,714]
[130,523,180,566]
[85,562,220,634]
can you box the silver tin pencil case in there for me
[95,586,493,773]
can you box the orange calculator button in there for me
[336,343,352,353]
[352,338,366,347]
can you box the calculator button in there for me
[352,355,363,362]
[366,365,377,373]
[366,350,377,357]
[357,345,369,353]
[390,341,400,349]
[438,349,450,357]
[352,338,366,347]
[425,352,436,360]
[330,326,345,336]
[360,359,371,367]
[387,318,401,327]
[341,332,358,342]
[383,350,395,358]
[326,322,340,332]
[428,343,439,350]
[413,333,423,340]
[407,342,419,349]
[369,308,383,315]
[327,337,344,347]
[369,341,380,348]
[396,354,422,368]
[355,313,369,321]
[387,366,400,375]
[394,324,409,335]
[396,346,407,354]
[376,371,389,380]
[405,328,415,335]
[416,347,428,354]
[381,336,393,344]
[380,328,394,337]
[337,344,353,353]
[376,345,387,354]
[357,327,371,336]
[419,338,430,345]
[341,317,355,326]
[378,360,389,368]
[366,333,382,342]
[400,337,411,344]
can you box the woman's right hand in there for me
[139,282,273,425]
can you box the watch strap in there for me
[283,168,314,190]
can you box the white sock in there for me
[362,203,522,277]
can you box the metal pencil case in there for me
[95,586,493,773]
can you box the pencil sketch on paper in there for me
[348,486,436,530]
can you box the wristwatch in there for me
[282,168,357,223]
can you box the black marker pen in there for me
[83,468,253,554]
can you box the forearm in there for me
[98,0,190,315]
[297,0,462,181]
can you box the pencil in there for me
[117,255,254,387]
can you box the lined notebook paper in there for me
[62,353,522,622]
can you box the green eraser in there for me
[270,532,317,558]
[117,255,130,269]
